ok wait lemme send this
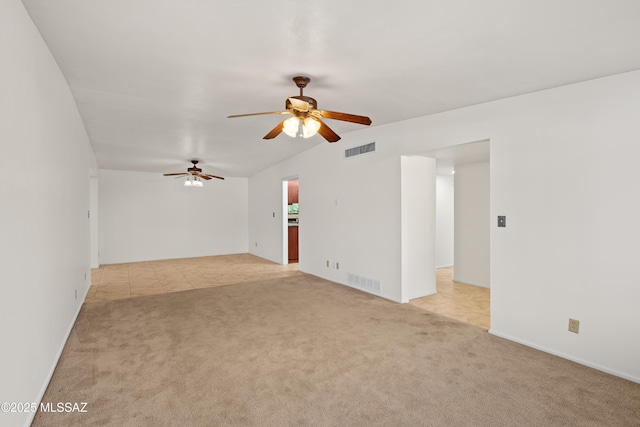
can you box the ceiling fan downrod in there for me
[293,76,310,97]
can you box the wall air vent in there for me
[347,272,381,294]
[345,142,376,159]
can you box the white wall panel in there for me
[99,170,248,264]
[436,175,454,268]
[249,137,404,302]
[454,161,490,287]
[0,2,93,425]
[401,156,437,301]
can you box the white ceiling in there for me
[21,0,640,177]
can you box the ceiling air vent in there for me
[345,142,375,159]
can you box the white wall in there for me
[249,70,640,382]
[249,139,404,302]
[436,174,454,268]
[0,2,93,426]
[401,156,437,301]
[90,176,100,268]
[454,161,490,287]
[99,170,248,264]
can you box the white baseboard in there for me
[488,329,640,384]
[405,289,437,302]
[453,278,490,288]
[436,264,453,269]
[24,285,90,427]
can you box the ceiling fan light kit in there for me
[227,76,372,143]
[184,176,203,187]
[163,160,224,187]
[282,116,321,138]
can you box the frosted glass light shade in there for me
[282,116,301,137]
[184,178,192,187]
[302,117,320,138]
[282,116,320,139]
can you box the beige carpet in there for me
[33,274,640,426]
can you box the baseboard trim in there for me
[436,264,453,269]
[488,329,640,384]
[25,285,90,427]
[405,289,437,302]
[453,278,490,288]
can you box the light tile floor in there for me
[87,253,300,303]
[409,267,490,330]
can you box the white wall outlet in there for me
[75,289,77,300]
[336,262,340,270]
[326,260,329,267]
[255,242,258,247]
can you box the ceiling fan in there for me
[227,76,372,143]
[163,160,224,187]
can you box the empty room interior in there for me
[2,1,640,426]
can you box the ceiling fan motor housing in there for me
[286,96,317,111]
[187,160,201,173]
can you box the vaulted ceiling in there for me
[22,0,640,177]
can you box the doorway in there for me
[409,140,491,328]
[282,177,299,265]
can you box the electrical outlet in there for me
[326,260,329,267]
[255,242,258,247]
[84,272,87,280]
[498,216,506,227]
[75,290,77,300]
[568,318,580,334]
[336,262,340,270]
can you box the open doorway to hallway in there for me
[282,177,300,266]
[413,140,490,329]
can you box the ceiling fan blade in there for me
[202,174,225,180]
[314,110,372,126]
[198,174,212,180]
[317,120,341,143]
[163,173,188,176]
[288,97,311,112]
[227,111,290,118]
[263,120,285,139]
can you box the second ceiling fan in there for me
[227,76,372,143]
